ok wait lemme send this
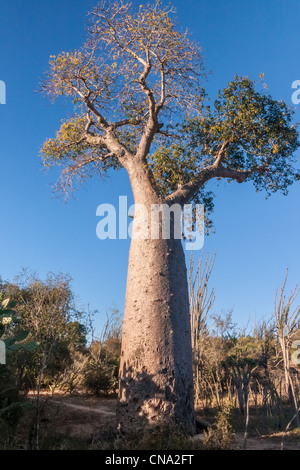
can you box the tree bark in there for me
[117,194,195,433]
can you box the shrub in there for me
[202,405,235,450]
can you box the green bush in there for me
[0,296,36,447]
[202,406,235,450]
[84,341,119,396]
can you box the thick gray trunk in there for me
[117,199,195,433]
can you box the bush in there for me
[202,406,235,450]
[84,341,119,396]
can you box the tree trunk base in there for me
[117,235,195,435]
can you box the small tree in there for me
[84,341,119,396]
[5,272,86,448]
[85,307,122,396]
[40,1,300,432]
[189,252,215,405]
[0,296,36,447]
[274,269,300,426]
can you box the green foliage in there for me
[39,0,299,239]
[0,297,37,447]
[42,115,121,176]
[223,335,262,369]
[0,296,37,358]
[84,340,120,396]
[150,144,216,230]
[202,405,235,450]
[0,273,88,394]
[152,76,299,200]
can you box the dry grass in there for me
[3,394,300,450]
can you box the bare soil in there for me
[20,394,300,450]
[35,394,117,440]
[234,432,300,450]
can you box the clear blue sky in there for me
[0,0,299,335]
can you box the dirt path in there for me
[32,395,118,441]
[234,432,300,450]
[49,398,116,417]
[34,395,300,450]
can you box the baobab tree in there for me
[40,1,299,433]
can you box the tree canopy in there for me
[41,0,299,230]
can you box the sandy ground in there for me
[27,395,300,450]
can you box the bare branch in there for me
[214,141,229,167]
[155,64,166,115]
[112,117,143,129]
[71,85,109,129]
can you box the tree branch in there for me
[214,141,229,167]
[166,165,253,205]
[135,54,161,160]
[83,131,106,147]
[155,64,166,115]
[138,48,156,121]
[72,85,109,129]
[112,117,143,129]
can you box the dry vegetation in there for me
[1,256,300,450]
